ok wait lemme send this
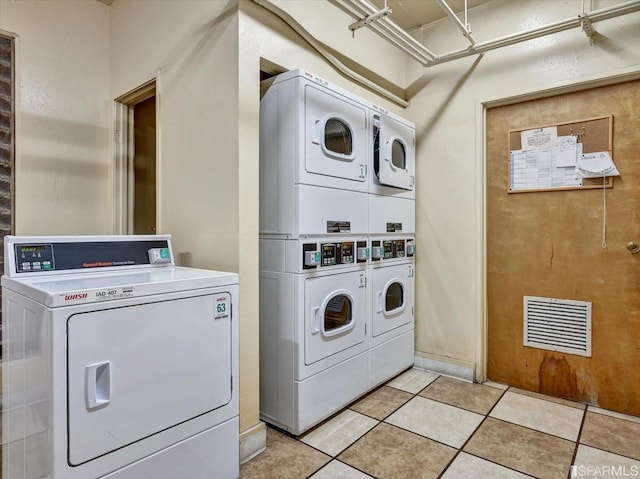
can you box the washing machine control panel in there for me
[10,237,173,274]
[371,238,415,261]
[302,240,368,269]
[15,244,55,272]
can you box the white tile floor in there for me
[489,391,584,441]
[386,396,484,448]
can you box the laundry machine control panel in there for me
[9,237,173,275]
[371,238,415,261]
[303,240,369,269]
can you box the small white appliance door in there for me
[304,85,367,184]
[67,292,233,465]
[371,264,414,337]
[376,115,415,191]
[304,270,366,365]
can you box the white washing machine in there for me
[1,235,239,479]
[368,236,416,388]
[260,69,369,238]
[259,236,369,435]
[369,103,416,236]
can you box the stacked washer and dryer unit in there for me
[259,69,416,435]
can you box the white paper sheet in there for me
[520,126,559,151]
[575,151,620,178]
[555,135,578,168]
[510,148,583,191]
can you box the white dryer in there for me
[2,235,239,479]
[260,69,369,238]
[368,236,416,388]
[369,104,416,235]
[259,236,369,435]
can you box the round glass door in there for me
[324,118,353,157]
[324,293,353,335]
[384,281,405,315]
[391,139,406,169]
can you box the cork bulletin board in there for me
[508,114,613,193]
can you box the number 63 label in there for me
[214,294,230,320]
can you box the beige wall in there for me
[109,0,252,426]
[0,0,111,234]
[405,0,640,379]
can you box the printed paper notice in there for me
[576,151,620,178]
[520,126,559,151]
[510,149,582,192]
[555,135,578,168]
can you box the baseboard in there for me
[414,353,475,382]
[239,421,267,464]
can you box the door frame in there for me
[113,78,159,234]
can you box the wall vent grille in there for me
[523,296,592,357]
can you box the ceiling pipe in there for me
[348,5,392,32]
[339,0,640,66]
[333,0,437,64]
[430,0,640,65]
[251,0,409,107]
[436,0,476,45]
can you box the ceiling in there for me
[369,0,492,31]
[94,0,490,30]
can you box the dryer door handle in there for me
[85,361,111,410]
[376,291,383,313]
[311,306,321,334]
[312,120,321,145]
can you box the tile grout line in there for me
[486,386,588,443]
[301,370,442,477]
[436,383,513,479]
[566,405,589,479]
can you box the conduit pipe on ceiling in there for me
[435,0,476,45]
[334,0,437,64]
[339,0,640,66]
[431,0,640,64]
[251,0,409,107]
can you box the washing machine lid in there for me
[1,235,238,307]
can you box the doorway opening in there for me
[114,80,157,234]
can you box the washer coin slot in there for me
[303,243,320,269]
[357,241,369,262]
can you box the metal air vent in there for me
[523,296,592,357]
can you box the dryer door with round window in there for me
[375,114,415,191]
[304,270,367,365]
[371,263,415,338]
[304,84,368,190]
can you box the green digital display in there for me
[20,245,46,252]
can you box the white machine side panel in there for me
[298,185,368,236]
[259,272,295,429]
[369,195,415,235]
[2,292,50,479]
[260,88,294,236]
[67,292,233,465]
[370,263,415,338]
